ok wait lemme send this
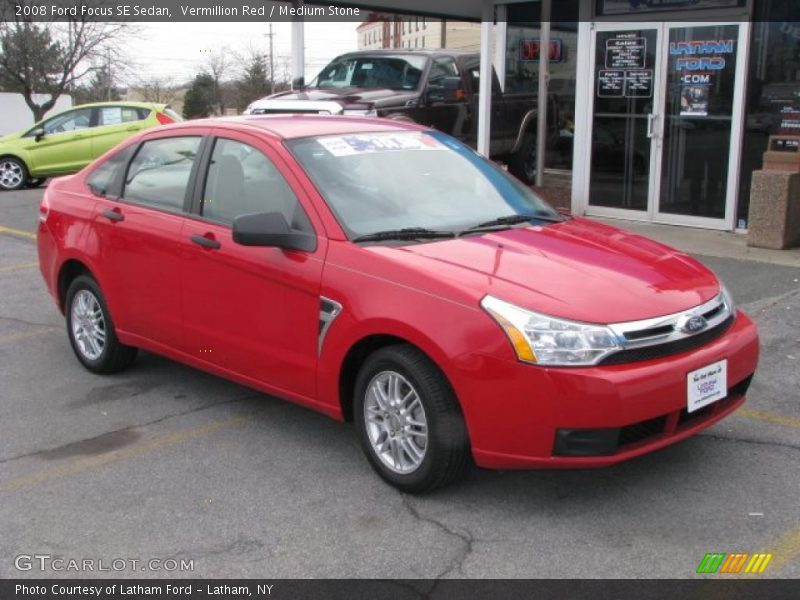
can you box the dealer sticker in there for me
[317,133,444,156]
[687,359,727,413]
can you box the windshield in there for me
[286,131,561,240]
[310,55,427,90]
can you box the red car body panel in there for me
[37,116,760,469]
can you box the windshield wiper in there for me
[352,227,456,243]
[459,213,566,235]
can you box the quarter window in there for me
[123,136,201,212]
[201,138,311,232]
[87,145,135,197]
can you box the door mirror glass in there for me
[292,76,305,89]
[232,212,316,252]
[427,76,463,104]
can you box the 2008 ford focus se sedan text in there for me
[37,116,759,493]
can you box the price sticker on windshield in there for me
[317,133,444,157]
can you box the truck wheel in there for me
[354,344,471,493]
[508,133,537,185]
[0,157,28,191]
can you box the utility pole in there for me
[265,23,275,94]
[105,48,113,101]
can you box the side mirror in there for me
[232,212,316,252]
[292,76,305,89]
[426,76,463,104]
[31,128,45,141]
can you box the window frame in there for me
[24,107,98,138]
[117,134,208,216]
[185,130,318,238]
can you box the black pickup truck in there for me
[244,49,555,183]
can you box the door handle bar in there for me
[190,234,221,250]
[101,208,124,222]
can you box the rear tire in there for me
[508,133,537,184]
[65,275,137,374]
[0,157,28,191]
[354,344,471,493]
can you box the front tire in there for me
[65,275,137,374]
[0,157,28,191]
[354,344,470,493]
[26,177,46,188]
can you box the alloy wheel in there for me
[70,289,107,361]
[363,370,429,474]
[0,159,24,190]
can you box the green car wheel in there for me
[0,157,28,191]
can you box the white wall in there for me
[0,93,73,135]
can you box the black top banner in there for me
[1,0,798,23]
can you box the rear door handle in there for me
[190,233,221,250]
[101,208,124,222]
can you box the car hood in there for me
[371,217,721,324]
[0,131,23,146]
[266,87,416,106]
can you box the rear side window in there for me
[201,138,311,231]
[87,145,135,197]
[98,106,149,126]
[123,136,201,213]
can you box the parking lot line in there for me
[737,408,800,430]
[0,261,39,273]
[0,224,36,240]
[0,328,60,345]
[760,526,800,576]
[0,415,251,493]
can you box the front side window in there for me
[202,138,311,231]
[123,136,201,212]
[33,108,93,136]
[287,131,559,239]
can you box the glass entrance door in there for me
[586,22,747,229]
[588,24,661,217]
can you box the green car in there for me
[0,101,182,191]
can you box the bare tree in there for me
[204,47,231,114]
[0,11,130,121]
[133,76,179,105]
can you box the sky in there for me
[120,21,360,86]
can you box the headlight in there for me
[342,108,377,116]
[720,282,736,315]
[481,295,620,366]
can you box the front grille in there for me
[600,316,734,365]
[618,416,667,448]
[553,375,753,457]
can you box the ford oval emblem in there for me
[680,315,708,334]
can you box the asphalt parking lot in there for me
[0,186,798,579]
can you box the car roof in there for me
[76,101,165,109]
[168,114,428,140]
[334,48,477,59]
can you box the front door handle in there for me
[101,208,124,222]
[190,233,221,250]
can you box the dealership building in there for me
[293,0,798,233]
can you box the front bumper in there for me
[454,310,759,469]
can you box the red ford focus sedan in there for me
[37,116,759,492]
